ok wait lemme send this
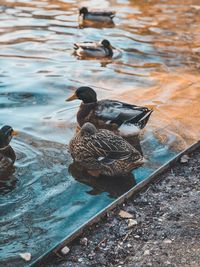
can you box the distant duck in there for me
[66,87,153,136]
[78,7,115,26]
[74,39,113,58]
[69,122,143,177]
[0,125,17,178]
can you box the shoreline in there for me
[44,145,200,267]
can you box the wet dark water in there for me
[0,0,200,265]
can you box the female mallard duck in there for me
[78,7,115,26]
[74,39,113,58]
[69,122,143,177]
[0,125,17,178]
[66,87,153,136]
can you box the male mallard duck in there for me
[69,122,144,177]
[0,125,17,178]
[78,7,115,25]
[74,39,113,58]
[66,87,153,136]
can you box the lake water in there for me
[0,0,200,265]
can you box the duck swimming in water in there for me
[66,87,153,137]
[78,7,115,26]
[74,39,113,58]
[69,122,143,177]
[0,125,17,178]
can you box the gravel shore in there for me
[44,146,200,267]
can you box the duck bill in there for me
[66,93,78,102]
[12,130,18,136]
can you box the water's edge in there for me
[31,140,200,267]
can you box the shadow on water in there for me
[69,161,136,198]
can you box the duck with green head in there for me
[66,86,153,137]
[0,125,17,178]
[78,7,115,26]
[69,122,144,177]
[74,39,114,58]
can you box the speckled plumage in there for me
[0,126,16,178]
[69,122,143,177]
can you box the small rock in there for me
[165,261,171,265]
[163,239,172,244]
[61,246,70,255]
[19,252,31,261]
[80,237,88,246]
[144,249,150,256]
[180,154,190,163]
[127,219,138,229]
[119,210,133,219]
[126,243,132,248]
[88,252,95,260]
[134,235,140,239]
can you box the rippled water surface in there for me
[0,0,200,265]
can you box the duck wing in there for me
[74,42,100,50]
[90,11,115,18]
[89,131,136,164]
[95,100,153,129]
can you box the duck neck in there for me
[77,102,97,127]
[105,46,113,57]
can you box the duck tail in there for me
[74,43,79,50]
[137,109,153,129]
[110,13,115,19]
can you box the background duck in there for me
[74,39,113,58]
[78,7,115,26]
[66,86,153,137]
[0,125,17,179]
[69,122,144,177]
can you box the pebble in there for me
[119,210,133,219]
[163,239,172,244]
[144,249,150,255]
[19,252,31,261]
[127,219,138,229]
[134,235,140,239]
[61,246,70,255]
[180,154,190,163]
[80,237,88,246]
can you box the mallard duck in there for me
[74,39,113,58]
[0,125,17,178]
[66,87,153,136]
[69,122,144,177]
[78,7,115,25]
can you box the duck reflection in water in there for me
[69,162,136,198]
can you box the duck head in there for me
[101,39,113,56]
[66,87,97,104]
[80,122,97,136]
[0,126,17,148]
[79,7,88,17]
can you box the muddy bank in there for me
[43,146,200,267]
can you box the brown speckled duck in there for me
[69,122,144,177]
[0,125,17,178]
[66,86,153,137]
